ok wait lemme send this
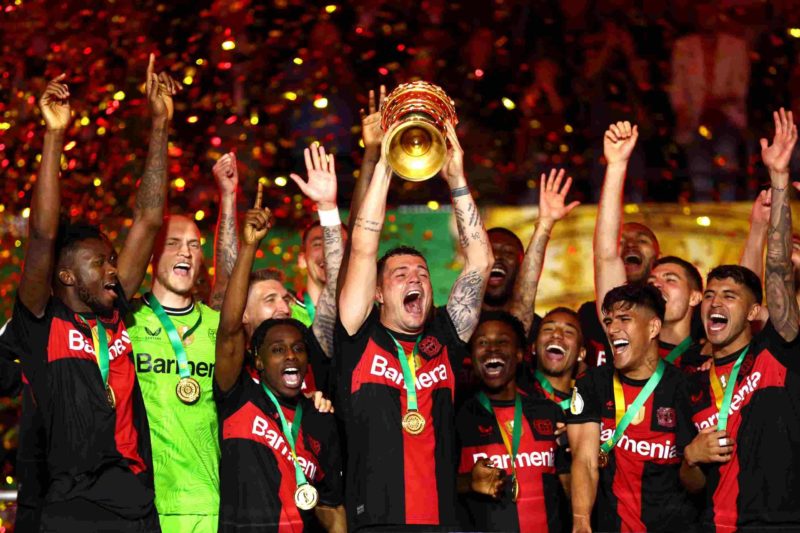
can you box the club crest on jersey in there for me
[533,419,554,435]
[505,420,521,437]
[419,336,442,357]
[144,326,162,338]
[307,435,321,456]
[656,407,676,428]
[179,325,194,347]
[628,404,645,426]
[740,353,755,376]
[208,328,217,342]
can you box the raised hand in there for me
[39,74,71,131]
[145,53,183,121]
[749,188,772,226]
[603,121,639,165]
[470,459,506,499]
[213,152,239,196]
[539,168,581,224]
[760,107,798,176]
[243,182,272,245]
[289,143,338,210]
[441,122,465,186]
[360,85,386,149]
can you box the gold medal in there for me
[511,475,520,502]
[176,377,201,405]
[294,483,319,510]
[598,450,609,468]
[106,385,116,409]
[402,410,426,435]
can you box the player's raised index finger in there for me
[254,181,263,209]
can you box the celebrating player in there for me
[457,311,568,532]
[336,123,493,530]
[12,57,178,531]
[683,108,800,531]
[568,284,698,532]
[214,185,345,532]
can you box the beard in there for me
[76,279,113,314]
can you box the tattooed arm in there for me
[763,108,800,341]
[118,55,182,298]
[443,124,493,343]
[208,152,240,310]
[594,121,639,318]
[739,189,771,281]
[19,76,69,317]
[510,169,580,334]
[289,143,343,356]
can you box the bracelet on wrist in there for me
[450,186,470,198]
[318,207,341,227]
[771,184,788,192]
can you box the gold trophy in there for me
[380,82,457,181]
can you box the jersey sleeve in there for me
[672,371,698,455]
[213,369,250,418]
[305,331,331,396]
[11,296,53,388]
[565,368,602,424]
[754,320,800,373]
[311,410,344,507]
[553,407,571,475]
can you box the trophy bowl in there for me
[380,81,458,182]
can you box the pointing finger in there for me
[254,181,263,209]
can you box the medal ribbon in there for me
[144,293,202,380]
[664,336,693,364]
[601,359,666,455]
[709,346,749,431]
[387,333,422,412]
[78,316,110,387]
[534,370,571,410]
[477,392,523,482]
[261,384,309,488]
[303,292,316,322]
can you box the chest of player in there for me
[690,348,788,433]
[351,336,455,399]
[599,383,681,464]
[222,400,324,484]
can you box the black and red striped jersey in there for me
[11,296,155,519]
[215,371,342,532]
[456,391,568,532]
[687,323,800,532]
[567,361,698,532]
[334,306,466,531]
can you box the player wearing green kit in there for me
[127,153,240,532]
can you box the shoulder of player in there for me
[298,398,337,432]
[520,391,563,419]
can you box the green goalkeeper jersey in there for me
[127,297,220,517]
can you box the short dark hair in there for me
[54,221,107,267]
[602,283,666,322]
[250,317,308,355]
[706,265,763,304]
[376,246,427,280]
[487,227,524,256]
[655,256,703,292]
[540,306,583,344]
[249,268,284,285]
[471,311,527,351]
[302,221,350,247]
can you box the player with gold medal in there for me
[387,333,426,435]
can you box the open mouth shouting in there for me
[611,337,630,356]
[544,343,567,362]
[623,252,643,273]
[281,365,304,389]
[173,262,192,277]
[103,280,118,300]
[403,289,424,316]
[488,264,508,287]
[707,312,729,333]
[481,357,507,378]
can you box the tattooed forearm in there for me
[313,224,345,357]
[354,216,382,233]
[209,204,239,310]
[447,269,487,342]
[765,186,799,341]
[136,123,168,213]
[509,221,553,333]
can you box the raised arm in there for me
[568,422,601,533]
[762,108,800,341]
[338,150,391,335]
[208,152,240,310]
[348,85,385,225]
[19,75,70,317]
[444,123,494,342]
[290,143,344,357]
[739,189,771,280]
[215,184,271,392]
[117,54,182,298]
[594,121,639,317]
[510,168,580,333]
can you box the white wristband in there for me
[318,207,341,227]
